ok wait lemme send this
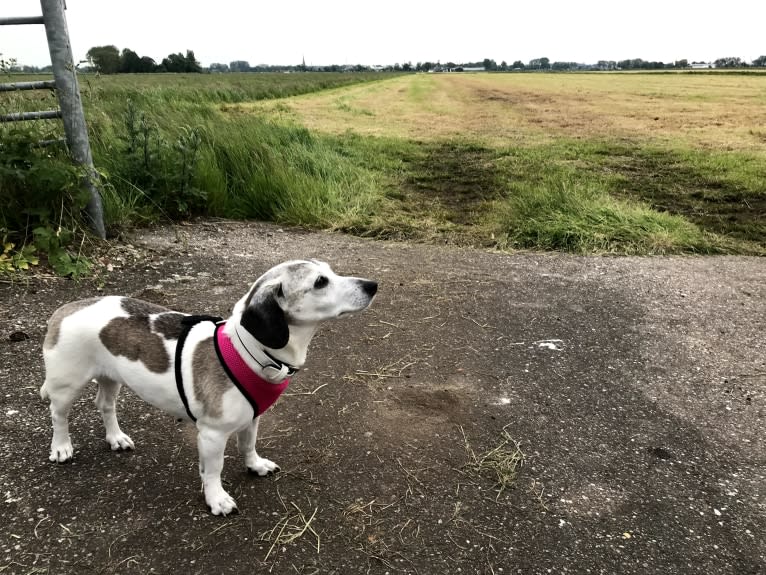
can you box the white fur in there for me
[41,260,376,515]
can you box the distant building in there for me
[690,62,712,69]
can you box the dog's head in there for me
[238,260,377,349]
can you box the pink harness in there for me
[214,323,290,417]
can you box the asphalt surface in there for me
[1,221,764,574]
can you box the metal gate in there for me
[0,0,105,238]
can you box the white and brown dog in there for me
[40,260,377,515]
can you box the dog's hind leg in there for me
[94,377,135,452]
[42,373,86,463]
[237,417,280,476]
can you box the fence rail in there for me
[0,110,62,122]
[0,16,45,25]
[0,80,57,92]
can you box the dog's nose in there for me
[361,280,378,297]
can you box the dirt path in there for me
[1,221,764,574]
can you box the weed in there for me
[0,239,38,273]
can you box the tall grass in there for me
[87,99,380,231]
[197,116,379,226]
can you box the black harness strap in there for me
[174,315,223,422]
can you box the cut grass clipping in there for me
[259,499,320,561]
[462,424,525,501]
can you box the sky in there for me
[2,1,765,68]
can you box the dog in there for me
[40,260,377,515]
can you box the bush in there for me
[0,126,93,276]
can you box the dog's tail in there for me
[40,381,49,401]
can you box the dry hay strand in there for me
[259,500,320,561]
[461,424,525,500]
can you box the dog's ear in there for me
[240,283,289,349]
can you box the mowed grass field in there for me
[239,72,766,254]
[245,72,766,150]
[3,71,765,255]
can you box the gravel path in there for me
[1,221,764,574]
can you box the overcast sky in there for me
[2,1,764,68]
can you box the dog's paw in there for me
[246,456,280,477]
[207,491,238,516]
[106,432,135,452]
[49,441,73,463]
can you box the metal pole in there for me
[39,0,106,239]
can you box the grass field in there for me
[241,72,766,253]
[2,71,765,256]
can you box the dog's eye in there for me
[313,275,329,289]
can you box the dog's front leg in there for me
[197,427,237,515]
[237,417,280,476]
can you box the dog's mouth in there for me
[337,299,375,319]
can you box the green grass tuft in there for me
[494,175,725,254]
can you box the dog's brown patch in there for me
[99,299,172,373]
[191,337,230,419]
[153,313,186,340]
[44,298,102,349]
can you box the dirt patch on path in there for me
[1,221,764,574]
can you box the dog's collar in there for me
[215,324,291,417]
[231,322,300,380]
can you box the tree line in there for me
[85,45,202,74]
[7,45,766,74]
[477,56,766,71]
[208,55,766,73]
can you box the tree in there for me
[229,60,250,72]
[183,50,202,73]
[552,61,577,71]
[482,58,497,71]
[86,45,120,74]
[162,50,202,73]
[119,48,141,73]
[162,53,185,72]
[137,56,157,73]
[528,57,550,70]
[714,56,743,68]
[753,55,766,67]
[511,60,525,69]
